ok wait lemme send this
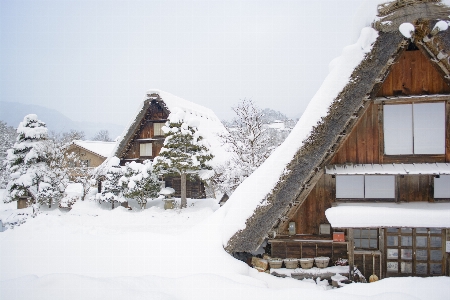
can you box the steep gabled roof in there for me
[112,89,230,169]
[222,0,450,253]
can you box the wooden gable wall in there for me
[122,101,168,160]
[285,47,450,235]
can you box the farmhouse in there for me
[223,0,450,280]
[67,140,116,168]
[112,89,229,198]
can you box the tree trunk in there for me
[181,173,187,208]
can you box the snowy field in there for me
[0,189,449,300]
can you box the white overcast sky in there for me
[0,0,380,125]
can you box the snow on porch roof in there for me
[73,140,116,158]
[325,163,450,175]
[325,202,450,228]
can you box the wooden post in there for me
[379,228,385,279]
[181,173,187,208]
[348,228,355,280]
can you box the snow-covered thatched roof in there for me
[112,89,230,168]
[222,0,450,253]
[72,140,116,158]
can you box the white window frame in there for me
[140,143,153,157]
[336,175,395,199]
[384,102,445,155]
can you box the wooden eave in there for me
[69,144,108,159]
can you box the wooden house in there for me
[67,140,116,168]
[112,89,229,199]
[223,0,450,280]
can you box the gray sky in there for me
[1,0,372,125]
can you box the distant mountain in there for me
[0,102,124,139]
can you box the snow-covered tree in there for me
[92,130,112,142]
[98,157,125,209]
[0,121,17,188]
[216,99,270,194]
[50,129,86,146]
[5,114,49,204]
[153,110,213,208]
[120,160,160,209]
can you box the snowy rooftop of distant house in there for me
[326,202,450,228]
[326,163,450,175]
[73,140,116,158]
[112,89,231,168]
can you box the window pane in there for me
[413,102,445,154]
[434,175,450,198]
[361,229,370,238]
[365,175,395,198]
[430,228,442,234]
[387,228,398,233]
[430,236,442,247]
[154,123,165,136]
[401,228,412,233]
[354,239,361,248]
[369,239,377,249]
[430,264,442,275]
[416,236,427,248]
[369,229,378,238]
[416,228,428,233]
[140,143,153,156]
[387,236,398,246]
[387,249,398,259]
[402,236,413,246]
[336,175,364,198]
[354,229,361,237]
[416,249,428,260]
[361,239,369,248]
[430,250,442,261]
[387,261,398,272]
[401,249,412,260]
[416,263,427,275]
[401,262,412,273]
[384,104,413,155]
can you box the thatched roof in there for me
[112,89,230,168]
[222,0,450,253]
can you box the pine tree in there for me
[153,115,213,208]
[5,114,49,203]
[99,157,125,209]
[121,160,160,209]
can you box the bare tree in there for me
[92,130,112,142]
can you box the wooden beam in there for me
[348,228,355,280]
[374,94,450,104]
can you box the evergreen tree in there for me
[153,113,213,208]
[121,160,160,209]
[5,114,49,204]
[99,157,125,209]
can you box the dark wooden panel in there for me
[292,174,334,235]
[138,122,153,139]
[397,175,432,202]
[377,50,450,97]
[354,254,381,280]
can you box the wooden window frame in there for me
[385,228,445,277]
[380,100,447,162]
[153,122,165,137]
[139,142,153,157]
[354,228,379,250]
[335,175,396,201]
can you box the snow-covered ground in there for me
[0,189,449,300]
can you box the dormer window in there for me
[384,102,445,155]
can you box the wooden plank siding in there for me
[270,240,347,263]
[377,49,450,97]
[291,174,335,235]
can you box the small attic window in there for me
[406,42,419,51]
